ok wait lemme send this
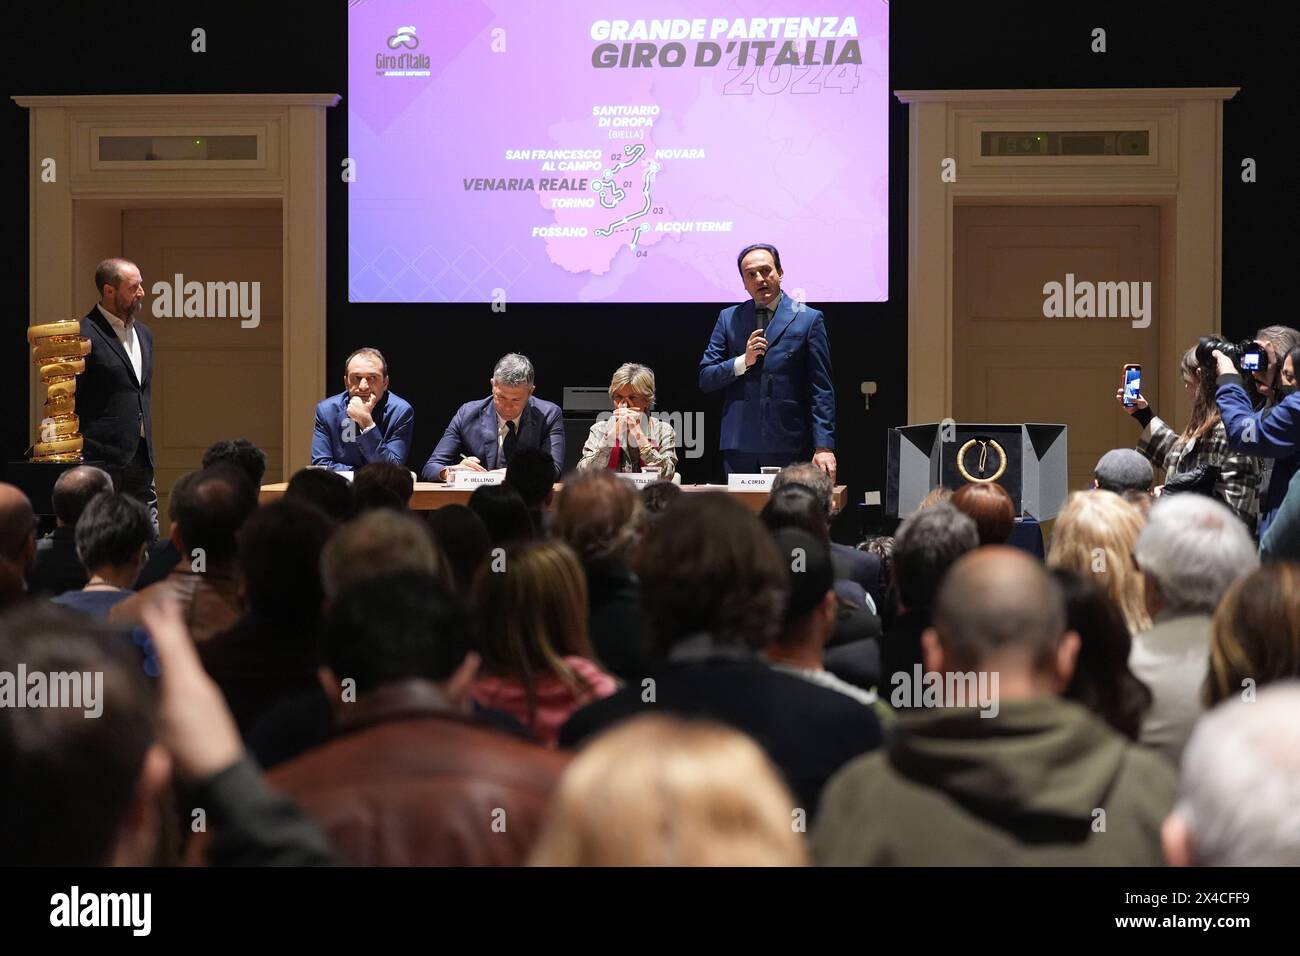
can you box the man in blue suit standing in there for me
[311,347,414,471]
[699,244,837,479]
[421,353,566,482]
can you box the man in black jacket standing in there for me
[79,258,157,538]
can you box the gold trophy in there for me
[28,321,92,462]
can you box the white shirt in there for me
[734,292,782,376]
[97,304,143,384]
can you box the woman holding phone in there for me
[578,363,678,480]
[1116,345,1261,534]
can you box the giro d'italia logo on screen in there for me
[377,25,431,76]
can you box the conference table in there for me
[259,480,848,515]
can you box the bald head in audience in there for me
[923,546,1081,699]
[0,483,37,607]
[51,466,113,528]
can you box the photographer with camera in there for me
[1247,325,1300,407]
[1213,338,1300,542]
[1117,343,1261,535]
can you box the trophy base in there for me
[31,453,84,464]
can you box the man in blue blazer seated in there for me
[699,243,837,479]
[311,347,414,471]
[421,352,566,482]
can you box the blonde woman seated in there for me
[578,363,678,481]
[528,715,808,866]
[1047,490,1151,635]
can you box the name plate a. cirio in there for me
[448,470,506,488]
[727,473,775,491]
[614,471,662,489]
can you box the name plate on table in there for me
[448,470,505,488]
[727,474,775,491]
[614,471,662,489]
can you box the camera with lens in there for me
[1195,336,1269,374]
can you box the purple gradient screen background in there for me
[348,1,888,303]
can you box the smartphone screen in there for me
[1123,366,1142,406]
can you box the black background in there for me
[1,3,1290,540]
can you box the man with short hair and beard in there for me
[78,258,158,538]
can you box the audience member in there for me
[352,460,414,512]
[471,540,618,746]
[773,461,886,606]
[284,467,355,523]
[112,465,258,642]
[639,479,680,524]
[202,438,268,485]
[1130,494,1258,764]
[760,484,881,645]
[0,483,38,611]
[133,471,195,590]
[505,446,559,534]
[869,503,978,700]
[1163,682,1300,866]
[813,547,1176,865]
[1047,490,1150,634]
[28,465,112,596]
[1051,568,1153,741]
[1121,344,1260,534]
[52,492,151,619]
[425,504,492,596]
[137,440,269,592]
[200,501,336,735]
[530,715,807,866]
[1205,564,1300,706]
[559,493,882,817]
[916,486,952,510]
[468,483,535,546]
[1120,487,1155,520]
[1093,448,1155,494]
[260,571,568,865]
[0,600,335,866]
[950,482,1015,546]
[765,528,879,709]
[550,470,652,679]
[247,508,450,766]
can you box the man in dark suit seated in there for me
[421,352,565,482]
[559,492,882,818]
[311,347,414,470]
[79,258,157,539]
[28,465,112,596]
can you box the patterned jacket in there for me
[1135,412,1260,534]
[577,413,678,480]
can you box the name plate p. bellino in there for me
[727,473,775,491]
[614,471,663,489]
[448,470,506,488]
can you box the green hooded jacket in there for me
[813,696,1176,866]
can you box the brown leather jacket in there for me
[265,679,568,866]
[111,566,243,643]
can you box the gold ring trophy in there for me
[28,321,92,463]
